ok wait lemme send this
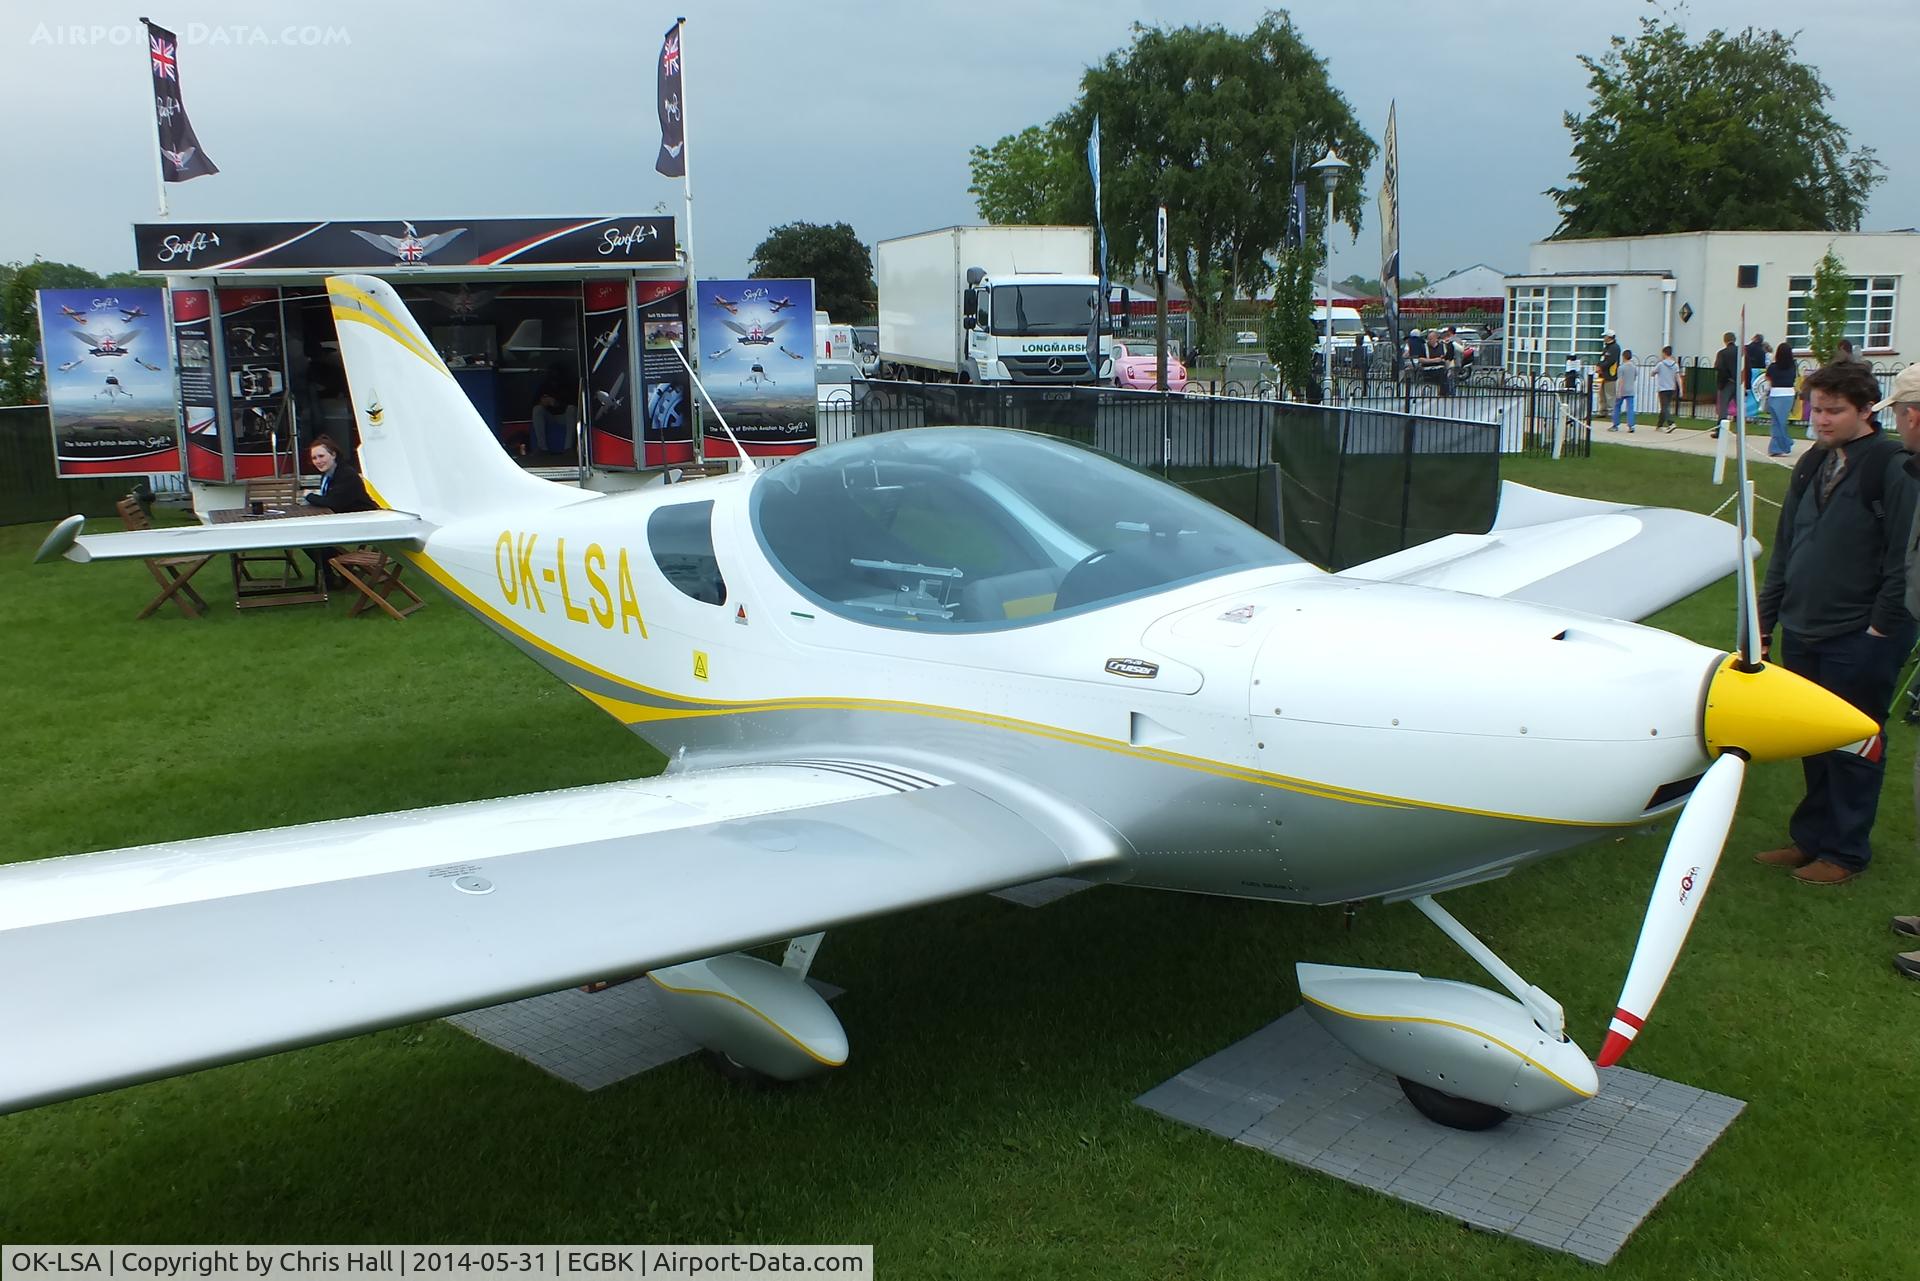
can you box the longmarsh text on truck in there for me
[877,225,1127,385]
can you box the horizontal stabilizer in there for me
[1338,482,1746,622]
[45,509,434,564]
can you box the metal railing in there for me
[837,380,1502,572]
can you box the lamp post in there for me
[1310,148,1349,404]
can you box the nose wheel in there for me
[1396,1076,1511,1131]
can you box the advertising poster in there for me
[170,289,222,480]
[220,288,288,480]
[694,279,816,457]
[637,280,692,467]
[34,287,182,477]
[585,280,635,469]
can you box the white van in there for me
[814,313,855,363]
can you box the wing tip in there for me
[34,514,86,564]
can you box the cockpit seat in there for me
[957,568,1063,622]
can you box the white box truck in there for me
[876,225,1124,384]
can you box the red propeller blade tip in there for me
[1596,1030,1634,1068]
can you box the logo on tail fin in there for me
[365,397,384,426]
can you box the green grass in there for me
[2,448,1917,1278]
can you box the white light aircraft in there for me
[7,275,1871,1129]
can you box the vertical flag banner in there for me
[1378,102,1401,375]
[1086,115,1107,379]
[695,279,815,457]
[654,22,687,178]
[35,287,182,477]
[142,20,219,182]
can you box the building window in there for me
[648,501,727,605]
[1504,284,1610,376]
[1786,275,1898,353]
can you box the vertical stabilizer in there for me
[325,274,560,519]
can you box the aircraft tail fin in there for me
[325,274,561,520]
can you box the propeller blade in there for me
[1597,750,1746,1068]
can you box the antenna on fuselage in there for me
[670,341,757,476]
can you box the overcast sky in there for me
[1,0,1912,286]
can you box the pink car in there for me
[1110,341,1187,391]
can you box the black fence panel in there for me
[0,405,143,527]
[848,381,1500,571]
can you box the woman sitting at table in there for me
[303,434,375,589]
[303,434,375,513]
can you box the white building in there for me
[1503,230,1915,377]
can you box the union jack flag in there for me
[150,33,177,81]
[654,22,686,178]
[143,21,217,181]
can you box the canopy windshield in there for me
[751,428,1298,631]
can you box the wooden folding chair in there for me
[327,546,426,620]
[115,498,212,620]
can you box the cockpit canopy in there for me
[750,427,1299,630]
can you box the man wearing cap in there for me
[1597,330,1621,416]
[1879,363,1920,972]
[1753,361,1919,885]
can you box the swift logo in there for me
[1105,657,1159,679]
[599,223,662,256]
[1677,865,1701,905]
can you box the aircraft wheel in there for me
[1396,1076,1510,1130]
[704,1049,790,1089]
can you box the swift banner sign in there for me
[133,217,676,273]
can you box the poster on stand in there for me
[585,280,636,468]
[168,290,222,479]
[219,289,288,480]
[637,280,693,466]
[34,287,181,477]
[694,279,816,457]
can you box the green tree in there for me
[747,222,875,324]
[967,124,1078,225]
[1804,246,1853,363]
[1337,271,1427,298]
[1264,248,1318,398]
[967,12,1374,356]
[1550,18,1882,238]
[0,259,115,406]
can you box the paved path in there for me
[1588,416,1810,468]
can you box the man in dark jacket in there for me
[1597,330,1621,415]
[1754,361,1918,884]
[1713,331,1739,433]
[1878,364,1920,972]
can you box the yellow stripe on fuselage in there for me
[403,545,1622,830]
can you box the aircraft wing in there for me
[1337,481,1745,622]
[34,509,434,564]
[0,763,1121,1113]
